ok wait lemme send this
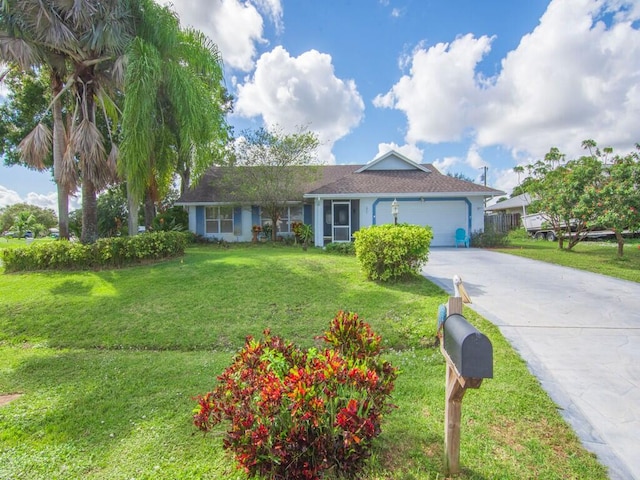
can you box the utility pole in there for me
[480,166,488,207]
[480,166,488,186]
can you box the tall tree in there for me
[221,125,320,241]
[522,147,602,250]
[586,142,640,257]
[1,0,135,243]
[119,0,231,234]
[0,9,74,239]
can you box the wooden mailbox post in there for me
[440,296,493,475]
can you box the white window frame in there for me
[205,206,233,235]
[279,205,303,233]
[261,205,303,234]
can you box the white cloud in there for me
[168,0,282,72]
[24,191,59,211]
[465,144,486,169]
[0,185,21,208]
[376,0,640,166]
[252,0,284,33]
[372,91,395,109]
[476,0,640,158]
[235,46,365,163]
[431,156,461,174]
[374,142,424,163]
[0,185,80,216]
[491,168,520,197]
[375,33,494,144]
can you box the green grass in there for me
[499,231,640,283]
[0,244,607,479]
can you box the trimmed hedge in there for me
[0,231,188,272]
[353,223,433,281]
[323,241,356,255]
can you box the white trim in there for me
[205,205,234,235]
[355,150,431,173]
[304,191,497,200]
[331,201,351,242]
[176,201,231,207]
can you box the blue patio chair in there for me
[455,228,469,248]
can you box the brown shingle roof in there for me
[306,164,502,196]
[176,164,503,204]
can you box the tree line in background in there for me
[0,0,231,243]
[514,140,640,257]
[0,202,57,237]
[0,190,188,239]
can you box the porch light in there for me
[391,199,399,225]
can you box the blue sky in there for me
[1,0,639,212]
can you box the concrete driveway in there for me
[423,248,640,480]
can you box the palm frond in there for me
[64,0,98,28]
[0,36,40,68]
[80,1,134,56]
[107,142,119,182]
[71,117,108,188]
[96,85,120,142]
[29,2,79,53]
[119,36,161,200]
[58,145,79,192]
[179,28,224,84]
[110,53,126,85]
[18,123,51,170]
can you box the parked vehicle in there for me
[523,213,633,241]
[522,213,560,241]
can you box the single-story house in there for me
[484,193,533,216]
[484,193,534,232]
[175,150,505,247]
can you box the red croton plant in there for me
[193,311,398,479]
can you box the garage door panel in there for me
[377,200,468,246]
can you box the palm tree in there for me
[0,8,74,239]
[120,0,231,234]
[1,0,135,243]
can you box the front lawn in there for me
[500,231,640,283]
[0,244,607,479]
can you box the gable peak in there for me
[355,150,431,173]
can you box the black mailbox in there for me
[443,314,493,379]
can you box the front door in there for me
[332,202,351,242]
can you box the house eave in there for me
[175,200,309,207]
[304,190,505,199]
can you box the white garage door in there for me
[377,200,468,247]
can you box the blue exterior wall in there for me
[303,204,312,224]
[195,206,205,235]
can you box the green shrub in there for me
[471,225,511,248]
[353,224,433,281]
[194,311,397,480]
[152,206,188,232]
[0,231,188,272]
[324,241,356,255]
[507,227,530,241]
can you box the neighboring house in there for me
[484,193,533,216]
[484,193,533,232]
[175,150,504,247]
